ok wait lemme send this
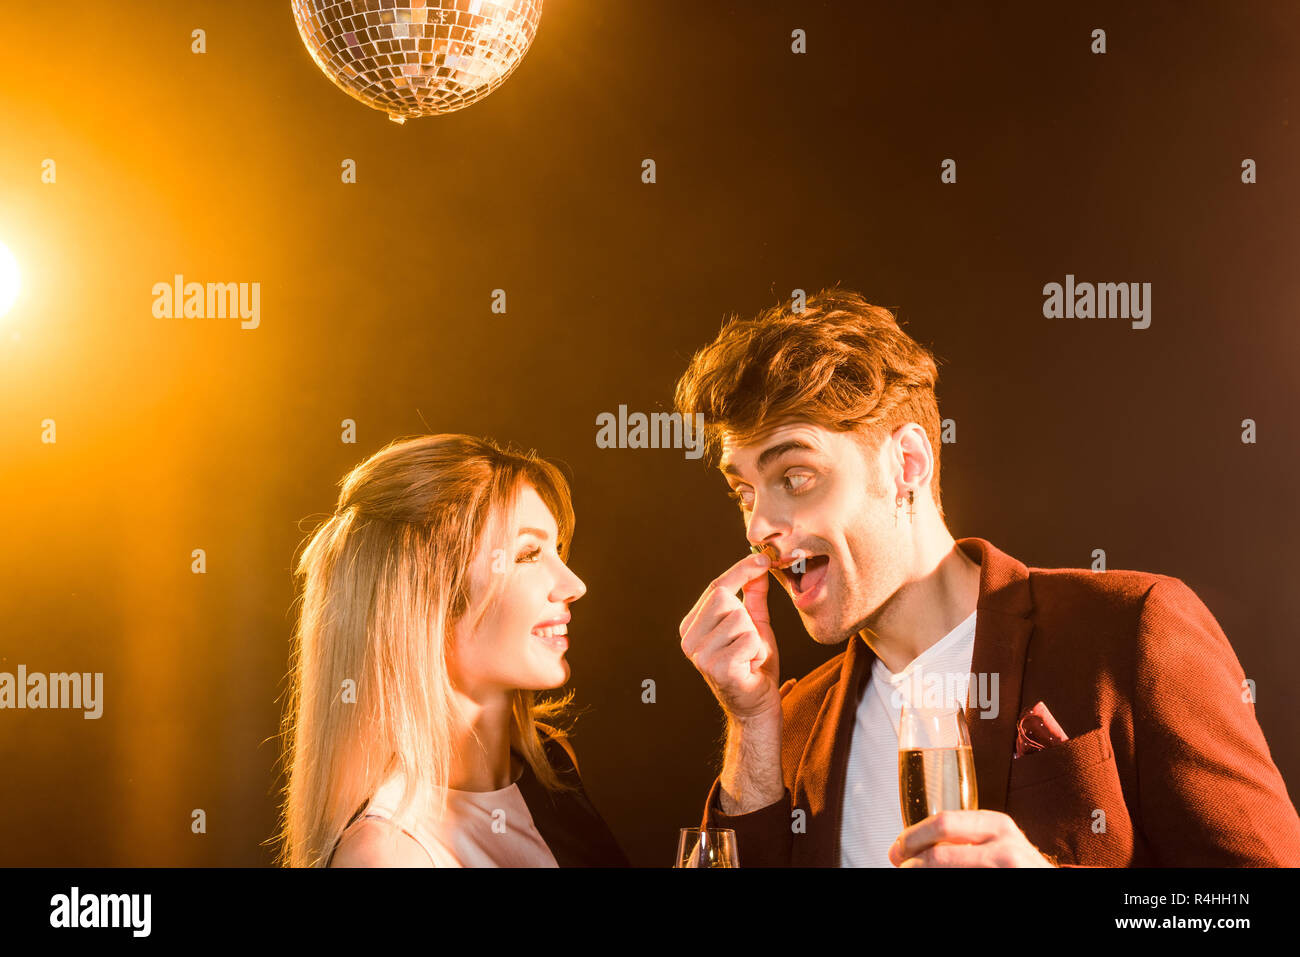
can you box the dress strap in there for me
[327,804,438,867]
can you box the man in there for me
[674,286,1300,866]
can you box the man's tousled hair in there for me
[673,284,945,514]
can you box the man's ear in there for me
[894,422,934,491]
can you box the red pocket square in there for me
[1014,701,1069,758]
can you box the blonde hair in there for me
[673,285,945,515]
[273,434,581,867]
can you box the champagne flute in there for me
[898,705,978,827]
[674,828,738,868]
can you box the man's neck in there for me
[858,533,981,674]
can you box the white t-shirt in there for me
[838,610,978,867]
[359,764,559,868]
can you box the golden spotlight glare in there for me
[0,241,19,319]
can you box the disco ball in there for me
[291,0,543,124]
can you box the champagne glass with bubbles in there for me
[898,705,979,826]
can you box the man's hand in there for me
[678,552,781,721]
[681,552,786,816]
[888,810,1056,867]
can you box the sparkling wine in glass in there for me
[674,827,738,868]
[898,705,978,827]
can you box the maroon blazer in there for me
[702,537,1300,866]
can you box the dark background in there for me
[1,0,1296,866]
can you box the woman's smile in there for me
[531,614,570,651]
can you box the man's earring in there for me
[895,490,915,527]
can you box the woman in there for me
[276,433,628,867]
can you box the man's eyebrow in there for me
[719,439,818,477]
[516,526,551,540]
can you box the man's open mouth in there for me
[777,554,831,596]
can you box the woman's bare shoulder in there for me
[330,816,434,868]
